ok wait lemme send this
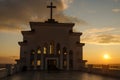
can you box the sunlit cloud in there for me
[97,34,120,44]
[0,22,29,33]
[112,8,120,13]
[81,27,120,45]
[61,0,74,9]
[83,27,115,34]
[54,13,88,25]
[0,56,18,64]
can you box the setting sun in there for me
[103,54,111,60]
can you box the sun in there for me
[103,54,111,60]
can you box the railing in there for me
[0,68,7,79]
[0,68,6,70]
[85,64,120,78]
[0,64,120,79]
[0,64,20,79]
[86,64,120,70]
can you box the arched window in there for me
[56,43,61,54]
[43,43,48,54]
[37,60,41,66]
[63,47,67,55]
[50,41,54,54]
[37,49,41,54]
[32,50,35,54]
[37,47,41,54]
[69,50,73,58]
[43,47,47,54]
[32,60,34,66]
[63,60,67,68]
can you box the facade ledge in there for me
[30,22,75,28]
[76,42,85,46]
[21,29,35,35]
[69,30,82,36]
[18,41,27,46]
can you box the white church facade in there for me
[17,2,87,71]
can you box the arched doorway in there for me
[47,59,57,70]
[45,58,59,70]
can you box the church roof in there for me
[29,22,75,28]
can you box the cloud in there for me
[83,27,115,34]
[81,27,120,45]
[0,0,64,31]
[54,13,88,25]
[113,0,119,2]
[97,34,120,44]
[0,0,86,32]
[87,10,96,14]
[0,56,18,64]
[112,8,120,13]
[61,0,74,9]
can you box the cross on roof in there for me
[47,2,56,20]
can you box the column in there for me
[34,52,37,70]
[45,58,47,70]
[67,53,70,70]
[60,49,63,69]
[27,51,30,70]
[41,49,44,70]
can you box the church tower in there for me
[17,2,87,71]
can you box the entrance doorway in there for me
[45,58,59,70]
[47,59,57,70]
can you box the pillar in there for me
[67,53,70,70]
[34,52,37,70]
[41,49,44,70]
[27,51,30,70]
[60,49,63,70]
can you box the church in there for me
[17,2,87,71]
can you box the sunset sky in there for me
[0,0,120,64]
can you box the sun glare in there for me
[103,54,111,60]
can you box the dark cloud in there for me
[0,0,87,32]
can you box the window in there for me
[43,43,48,54]
[50,41,54,54]
[37,49,41,54]
[37,60,41,66]
[64,52,67,55]
[50,45,52,54]
[58,50,60,54]
[63,47,67,55]
[43,47,47,54]
[64,60,67,67]
[56,43,61,54]
[32,61,34,66]
[32,50,35,54]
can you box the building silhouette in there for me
[16,2,87,71]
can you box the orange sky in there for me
[0,0,120,64]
